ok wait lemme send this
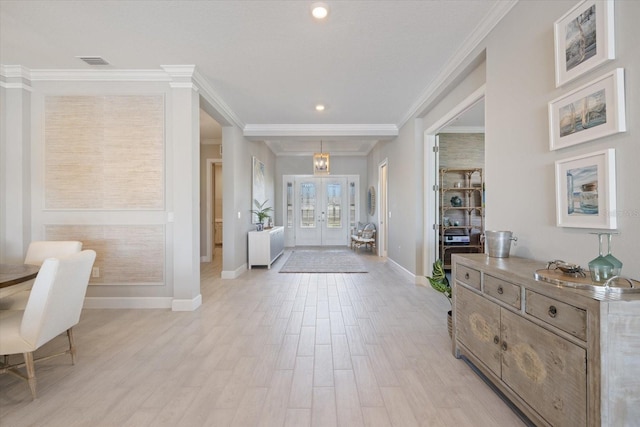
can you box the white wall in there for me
[420,1,640,278]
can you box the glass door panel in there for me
[294,177,348,246]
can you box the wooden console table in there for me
[452,254,639,427]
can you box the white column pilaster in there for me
[0,66,32,263]
[163,65,202,311]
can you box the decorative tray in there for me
[534,269,640,294]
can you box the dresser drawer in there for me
[484,274,521,309]
[525,290,587,340]
[455,265,481,290]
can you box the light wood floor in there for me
[0,248,528,426]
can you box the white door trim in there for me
[423,85,485,270]
[204,158,223,262]
[378,159,388,257]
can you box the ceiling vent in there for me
[77,56,110,66]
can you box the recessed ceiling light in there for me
[315,104,325,111]
[311,2,329,19]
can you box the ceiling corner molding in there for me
[29,69,171,82]
[0,65,33,90]
[160,65,196,80]
[243,123,398,138]
[397,0,518,128]
[0,65,31,79]
[193,69,245,129]
[192,69,245,129]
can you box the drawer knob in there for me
[548,305,558,318]
[465,272,470,280]
[497,286,504,295]
[501,341,508,351]
[493,335,500,344]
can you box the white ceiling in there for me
[0,0,503,154]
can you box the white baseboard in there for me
[83,297,173,309]
[386,257,417,283]
[171,294,202,311]
[221,263,247,279]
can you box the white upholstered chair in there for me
[351,223,376,252]
[0,250,96,399]
[0,241,82,310]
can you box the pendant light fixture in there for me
[313,140,330,175]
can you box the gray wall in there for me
[221,127,276,275]
[418,1,640,278]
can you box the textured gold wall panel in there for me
[45,95,164,209]
[45,225,165,284]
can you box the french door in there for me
[294,177,348,246]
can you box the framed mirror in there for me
[367,186,376,216]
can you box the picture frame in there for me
[252,156,266,222]
[548,68,625,151]
[555,148,616,229]
[554,0,614,87]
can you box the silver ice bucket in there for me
[483,230,517,258]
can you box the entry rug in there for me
[279,249,368,273]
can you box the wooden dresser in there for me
[452,254,640,427]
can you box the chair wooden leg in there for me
[23,352,36,399]
[67,328,76,364]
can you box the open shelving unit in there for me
[439,168,484,269]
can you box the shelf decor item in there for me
[250,199,273,231]
[555,149,616,229]
[588,233,615,283]
[554,0,615,87]
[548,68,626,150]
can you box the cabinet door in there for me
[501,309,587,427]
[455,285,501,376]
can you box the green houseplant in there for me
[426,259,452,337]
[251,199,273,230]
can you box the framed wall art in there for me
[548,68,625,150]
[555,148,616,229]
[554,0,615,87]
[252,156,266,222]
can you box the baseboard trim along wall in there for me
[172,294,203,312]
[221,263,247,279]
[83,297,173,309]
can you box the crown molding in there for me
[160,65,196,79]
[0,65,31,79]
[244,123,398,138]
[192,68,244,129]
[0,65,33,90]
[398,0,518,128]
[28,69,171,81]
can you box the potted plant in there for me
[251,199,273,231]
[426,259,453,338]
